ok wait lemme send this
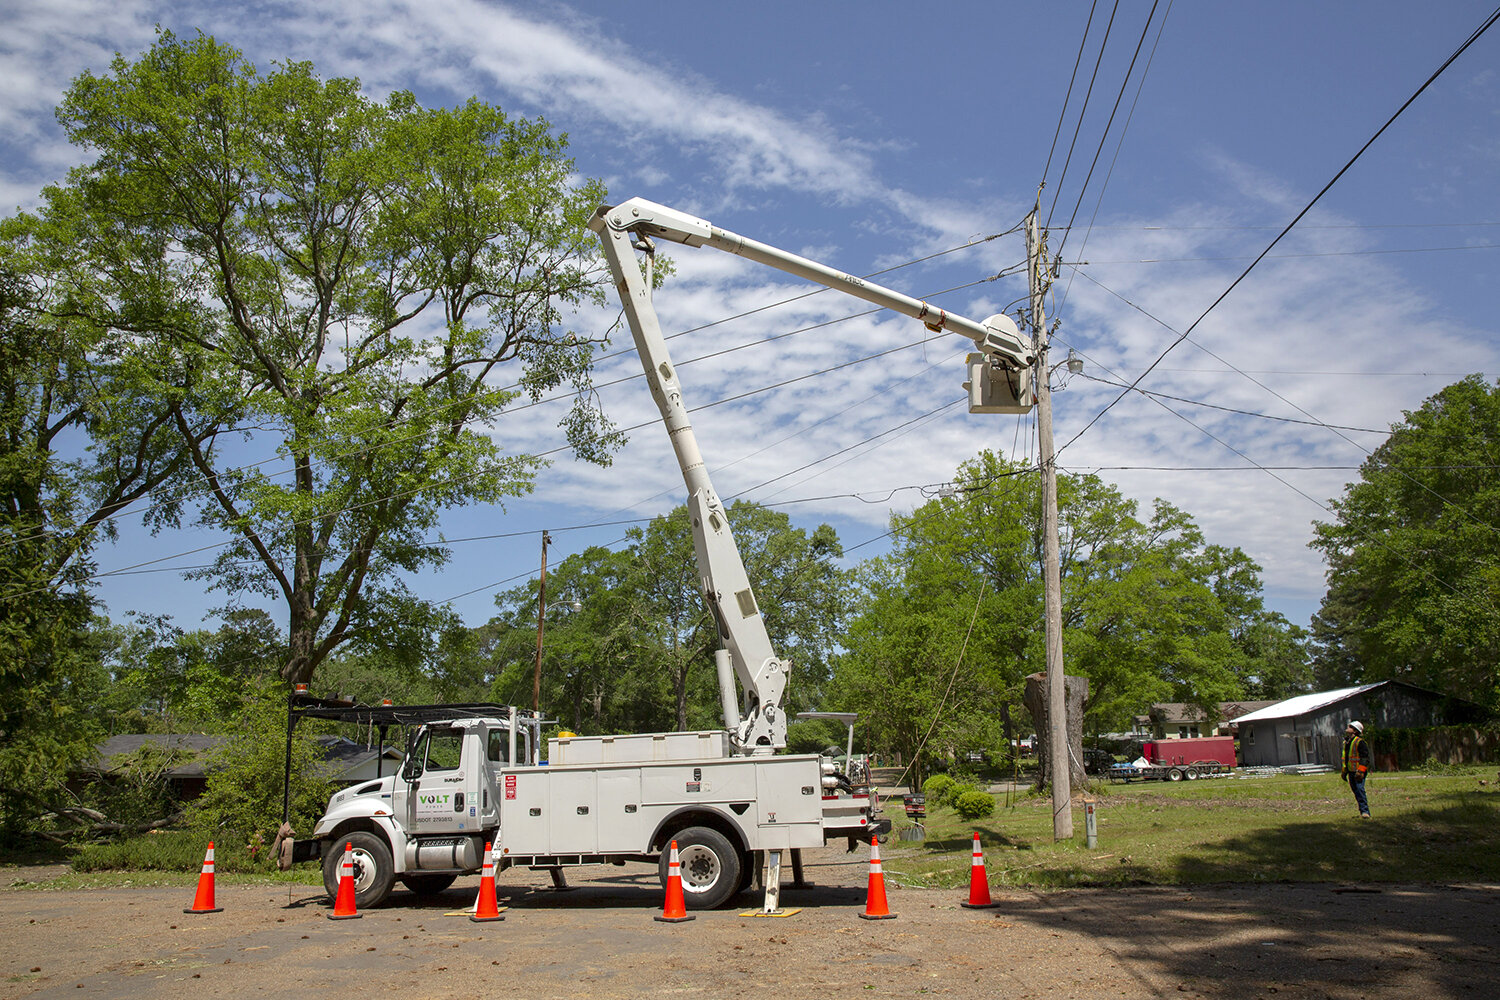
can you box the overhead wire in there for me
[1046,0,1122,227]
[435,401,1014,605]
[59,322,1007,602]
[1063,266,1500,535]
[1084,243,1500,264]
[66,334,953,591]
[1067,350,1498,610]
[1057,3,1500,457]
[1054,0,1173,315]
[1041,0,1103,192]
[1052,0,1165,261]
[1075,373,1387,433]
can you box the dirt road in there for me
[4,848,1497,999]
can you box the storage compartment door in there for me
[547,770,599,854]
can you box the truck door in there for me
[400,725,476,836]
[479,727,509,828]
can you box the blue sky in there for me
[4,0,1498,639]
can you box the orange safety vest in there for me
[1342,735,1369,778]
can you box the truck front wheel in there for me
[660,827,741,910]
[322,831,395,910]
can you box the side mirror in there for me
[401,758,423,781]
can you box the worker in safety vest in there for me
[1340,720,1372,818]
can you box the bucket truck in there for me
[280,198,1035,912]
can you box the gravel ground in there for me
[4,845,1499,999]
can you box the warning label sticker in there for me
[504,774,517,800]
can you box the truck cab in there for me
[392,719,509,838]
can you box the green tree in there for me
[831,560,1001,789]
[489,502,849,735]
[26,30,613,687]
[833,450,1300,773]
[0,250,212,839]
[1310,375,1500,708]
[188,679,334,847]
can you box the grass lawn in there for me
[880,766,1500,889]
[7,767,1498,894]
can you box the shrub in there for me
[72,828,271,873]
[953,789,996,821]
[923,774,958,806]
[188,680,334,846]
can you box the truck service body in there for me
[281,198,1035,910]
[291,706,878,909]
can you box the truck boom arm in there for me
[589,197,1035,755]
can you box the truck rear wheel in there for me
[1167,768,1184,782]
[322,831,395,910]
[660,827,741,910]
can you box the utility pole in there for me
[1027,206,1073,842]
[533,529,551,714]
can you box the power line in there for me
[1083,221,1500,232]
[1079,362,1497,611]
[51,336,973,599]
[1047,0,1121,227]
[6,238,1022,556]
[1042,0,1103,191]
[443,398,984,604]
[1085,243,1500,263]
[1076,373,1387,432]
[1054,0,1173,317]
[1053,0,1165,260]
[1063,268,1500,536]
[1059,4,1500,455]
[539,350,970,540]
[1065,464,1500,472]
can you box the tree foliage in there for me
[22,30,612,686]
[831,450,1305,778]
[0,252,208,839]
[187,679,334,845]
[484,502,849,736]
[1310,375,1500,709]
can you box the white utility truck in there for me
[279,198,1035,910]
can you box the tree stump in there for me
[1022,671,1089,792]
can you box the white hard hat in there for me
[1349,721,1364,734]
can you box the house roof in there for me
[90,733,401,779]
[312,734,404,774]
[1232,683,1385,725]
[1149,700,1278,723]
[91,734,222,777]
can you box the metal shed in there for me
[1233,681,1476,768]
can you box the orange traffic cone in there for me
[184,841,223,914]
[654,840,696,923]
[960,831,998,909]
[328,842,362,920]
[858,836,896,920]
[471,842,504,922]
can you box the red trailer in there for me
[1109,736,1236,783]
[1142,737,1235,768]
